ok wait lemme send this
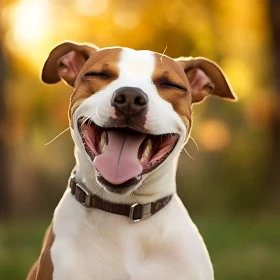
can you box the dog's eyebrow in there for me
[87,63,110,71]
[162,71,182,81]
[101,63,118,74]
[153,71,186,88]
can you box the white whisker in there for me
[189,135,199,151]
[44,127,70,146]
[81,117,90,127]
[160,46,167,63]
[183,147,196,160]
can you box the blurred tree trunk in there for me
[0,35,11,218]
[264,0,280,212]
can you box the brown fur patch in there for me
[26,224,55,280]
[152,53,192,127]
[69,48,122,122]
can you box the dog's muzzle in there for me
[77,88,180,193]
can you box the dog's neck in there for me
[73,145,178,205]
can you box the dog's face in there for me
[42,42,236,195]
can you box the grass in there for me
[195,217,280,280]
[0,222,47,279]
[0,217,279,279]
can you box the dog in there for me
[27,41,237,280]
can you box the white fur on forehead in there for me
[118,48,155,82]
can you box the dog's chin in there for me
[96,173,142,195]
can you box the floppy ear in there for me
[175,57,237,103]
[42,41,98,86]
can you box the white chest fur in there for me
[51,189,213,280]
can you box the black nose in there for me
[111,87,148,117]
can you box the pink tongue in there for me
[94,131,146,185]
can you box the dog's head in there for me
[42,41,237,196]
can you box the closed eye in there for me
[84,71,110,78]
[161,82,187,91]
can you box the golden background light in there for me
[75,0,108,16]
[4,0,52,68]
[12,0,49,45]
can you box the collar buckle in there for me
[129,203,152,222]
[75,182,91,208]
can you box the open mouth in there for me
[77,117,179,191]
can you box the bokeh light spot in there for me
[9,0,49,48]
[113,9,139,30]
[196,119,231,151]
[75,0,108,16]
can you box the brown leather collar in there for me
[69,177,173,222]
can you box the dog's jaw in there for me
[71,118,187,204]
[72,130,183,205]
